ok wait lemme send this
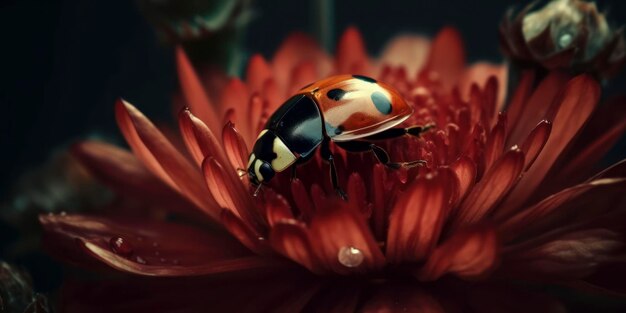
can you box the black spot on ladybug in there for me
[334,125,345,135]
[353,75,376,83]
[327,89,346,101]
[371,91,392,115]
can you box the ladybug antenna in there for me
[253,184,263,197]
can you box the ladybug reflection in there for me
[247,74,433,199]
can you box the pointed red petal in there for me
[485,113,507,169]
[459,63,507,112]
[418,226,499,281]
[115,99,220,219]
[420,27,465,89]
[590,159,626,180]
[450,156,477,204]
[272,32,330,89]
[501,75,600,214]
[38,214,274,276]
[264,189,294,226]
[504,229,622,279]
[246,54,273,93]
[269,221,320,273]
[202,157,262,231]
[506,69,536,133]
[507,71,570,146]
[335,27,370,75]
[499,178,626,242]
[222,121,250,174]
[175,47,221,134]
[520,120,552,171]
[71,141,191,212]
[452,148,525,228]
[178,109,228,167]
[220,210,268,255]
[378,35,431,76]
[308,203,385,274]
[291,178,315,221]
[387,172,451,263]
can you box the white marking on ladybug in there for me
[271,137,297,172]
[257,129,268,140]
[254,159,265,182]
[247,153,256,169]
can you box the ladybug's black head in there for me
[247,157,275,186]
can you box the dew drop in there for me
[109,237,133,257]
[60,211,67,216]
[558,33,573,48]
[172,259,180,265]
[338,246,364,268]
[152,242,159,248]
[135,256,147,264]
[159,258,166,263]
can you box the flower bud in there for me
[500,0,625,79]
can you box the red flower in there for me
[41,27,626,311]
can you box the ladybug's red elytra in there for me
[247,74,433,199]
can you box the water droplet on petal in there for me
[152,242,159,248]
[135,256,147,264]
[172,259,180,265]
[559,33,573,48]
[109,237,133,257]
[60,211,67,216]
[159,258,166,263]
[338,246,364,268]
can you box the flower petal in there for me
[505,69,535,132]
[39,214,275,277]
[335,27,370,75]
[506,71,570,146]
[245,54,273,93]
[263,189,294,227]
[222,121,250,174]
[387,171,451,263]
[272,32,330,89]
[175,47,221,134]
[501,75,600,215]
[452,148,525,229]
[378,35,431,76]
[451,156,477,203]
[308,201,385,274]
[72,141,193,213]
[503,229,623,279]
[498,178,626,243]
[420,27,465,89]
[485,113,507,169]
[202,157,262,231]
[178,109,228,167]
[269,221,319,273]
[459,63,508,112]
[220,209,268,255]
[115,99,220,219]
[520,120,552,171]
[417,226,499,281]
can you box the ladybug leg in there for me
[320,140,348,200]
[363,124,435,141]
[335,141,426,169]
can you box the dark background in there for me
[1,0,626,310]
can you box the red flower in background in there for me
[41,25,626,312]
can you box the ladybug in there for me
[247,74,433,199]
